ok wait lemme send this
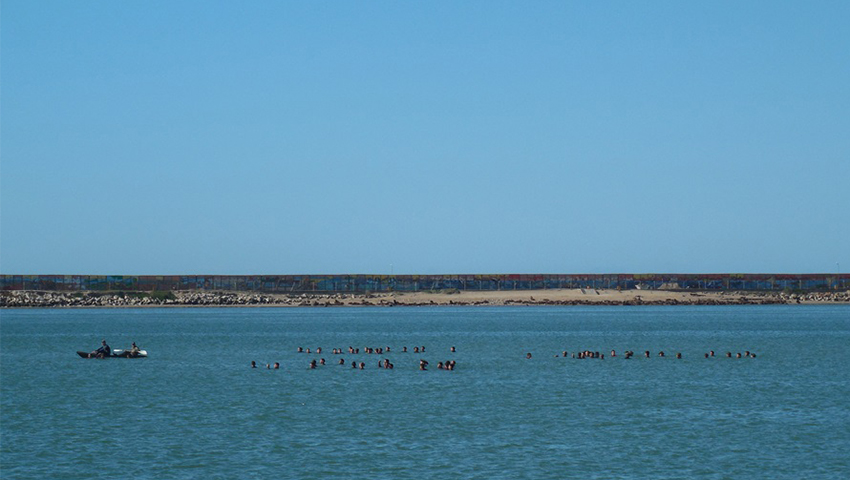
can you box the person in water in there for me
[251,361,257,368]
[92,340,111,358]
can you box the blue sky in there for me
[2,1,848,275]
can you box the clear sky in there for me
[2,1,848,275]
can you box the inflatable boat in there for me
[77,349,148,358]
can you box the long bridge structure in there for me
[1,274,847,293]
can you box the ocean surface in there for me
[1,305,848,479]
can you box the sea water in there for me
[1,305,848,479]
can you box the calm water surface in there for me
[2,306,848,479]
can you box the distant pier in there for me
[1,273,847,293]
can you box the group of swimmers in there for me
[329,358,395,369]
[296,345,438,355]
[420,359,456,370]
[250,344,758,370]
[251,361,281,369]
[536,349,756,360]
[715,350,757,358]
[252,344,458,371]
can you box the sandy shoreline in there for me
[2,288,849,308]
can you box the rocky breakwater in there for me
[497,290,850,306]
[175,291,353,306]
[0,290,356,308]
[177,291,281,305]
[778,290,850,304]
[1,291,177,307]
[2,290,849,308]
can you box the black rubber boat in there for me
[77,349,148,359]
